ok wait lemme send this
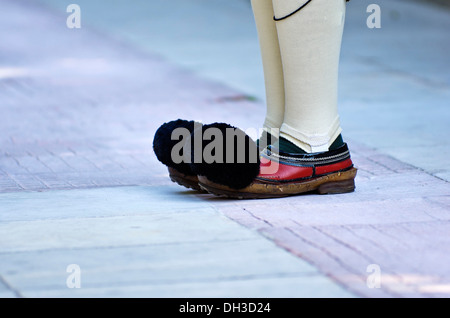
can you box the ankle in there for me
[278,134,345,154]
[257,131,278,149]
[329,134,344,151]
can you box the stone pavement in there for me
[0,0,353,298]
[0,0,449,298]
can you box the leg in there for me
[273,0,347,153]
[193,0,357,198]
[251,0,285,140]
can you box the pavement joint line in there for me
[271,226,402,298]
[355,56,450,91]
[0,275,24,298]
[17,272,324,291]
[261,227,370,298]
[0,237,263,256]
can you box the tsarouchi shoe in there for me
[197,143,357,199]
[153,120,270,192]
[153,119,203,191]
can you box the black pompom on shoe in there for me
[153,119,202,190]
[188,123,260,190]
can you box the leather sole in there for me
[168,167,203,192]
[197,167,358,199]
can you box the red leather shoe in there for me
[198,143,357,199]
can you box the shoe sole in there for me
[168,167,204,192]
[197,167,357,199]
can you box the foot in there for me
[256,130,278,150]
[153,119,203,191]
[153,120,276,191]
[197,142,357,199]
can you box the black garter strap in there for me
[274,0,350,22]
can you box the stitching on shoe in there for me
[266,150,350,162]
